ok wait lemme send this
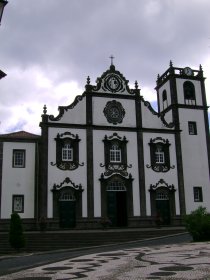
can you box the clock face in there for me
[184,67,193,76]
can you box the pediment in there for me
[90,65,134,95]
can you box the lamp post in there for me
[0,0,8,25]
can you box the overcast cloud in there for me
[0,0,210,134]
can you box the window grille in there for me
[110,144,121,163]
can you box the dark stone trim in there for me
[34,142,39,222]
[0,142,3,218]
[86,128,94,218]
[156,68,205,89]
[51,179,84,221]
[51,132,83,170]
[39,122,180,134]
[88,92,136,100]
[99,173,134,223]
[160,104,208,115]
[135,95,146,216]
[200,78,210,176]
[86,94,94,218]
[169,76,186,216]
[39,123,48,219]
[149,183,176,222]
[49,95,84,121]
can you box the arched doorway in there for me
[59,189,76,228]
[149,179,176,226]
[155,188,170,225]
[106,180,127,227]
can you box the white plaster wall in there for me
[141,102,164,129]
[179,109,210,213]
[92,130,140,217]
[1,142,36,219]
[143,132,180,216]
[92,97,136,127]
[158,80,171,112]
[176,79,203,105]
[49,96,86,124]
[47,127,87,218]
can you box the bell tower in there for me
[156,62,210,214]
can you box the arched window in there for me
[62,143,73,161]
[183,81,196,105]
[110,144,121,163]
[162,90,168,110]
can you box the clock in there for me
[183,67,193,76]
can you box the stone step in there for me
[0,227,186,254]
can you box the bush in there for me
[185,206,210,242]
[9,213,25,251]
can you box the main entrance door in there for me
[156,190,170,225]
[59,190,76,228]
[107,181,127,227]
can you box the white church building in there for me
[0,62,210,230]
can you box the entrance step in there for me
[0,227,186,254]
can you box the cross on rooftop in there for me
[109,55,115,65]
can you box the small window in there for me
[193,187,203,202]
[110,144,121,163]
[13,150,25,168]
[155,145,165,164]
[188,122,197,135]
[62,143,73,161]
[12,195,24,213]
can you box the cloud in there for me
[0,0,210,133]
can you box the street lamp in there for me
[0,0,8,25]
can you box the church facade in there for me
[0,62,210,230]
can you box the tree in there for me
[9,213,25,251]
[185,206,210,242]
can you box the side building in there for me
[0,62,209,230]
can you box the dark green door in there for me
[107,191,127,227]
[156,199,170,225]
[59,201,76,228]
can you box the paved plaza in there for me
[0,242,210,279]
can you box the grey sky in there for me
[0,0,209,134]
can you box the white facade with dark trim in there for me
[0,62,210,230]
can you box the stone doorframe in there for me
[51,177,83,219]
[99,173,134,222]
[149,179,176,218]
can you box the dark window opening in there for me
[184,81,196,105]
[188,121,197,135]
[193,187,203,202]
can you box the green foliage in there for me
[185,206,210,242]
[9,213,25,251]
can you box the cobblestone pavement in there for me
[0,242,210,279]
